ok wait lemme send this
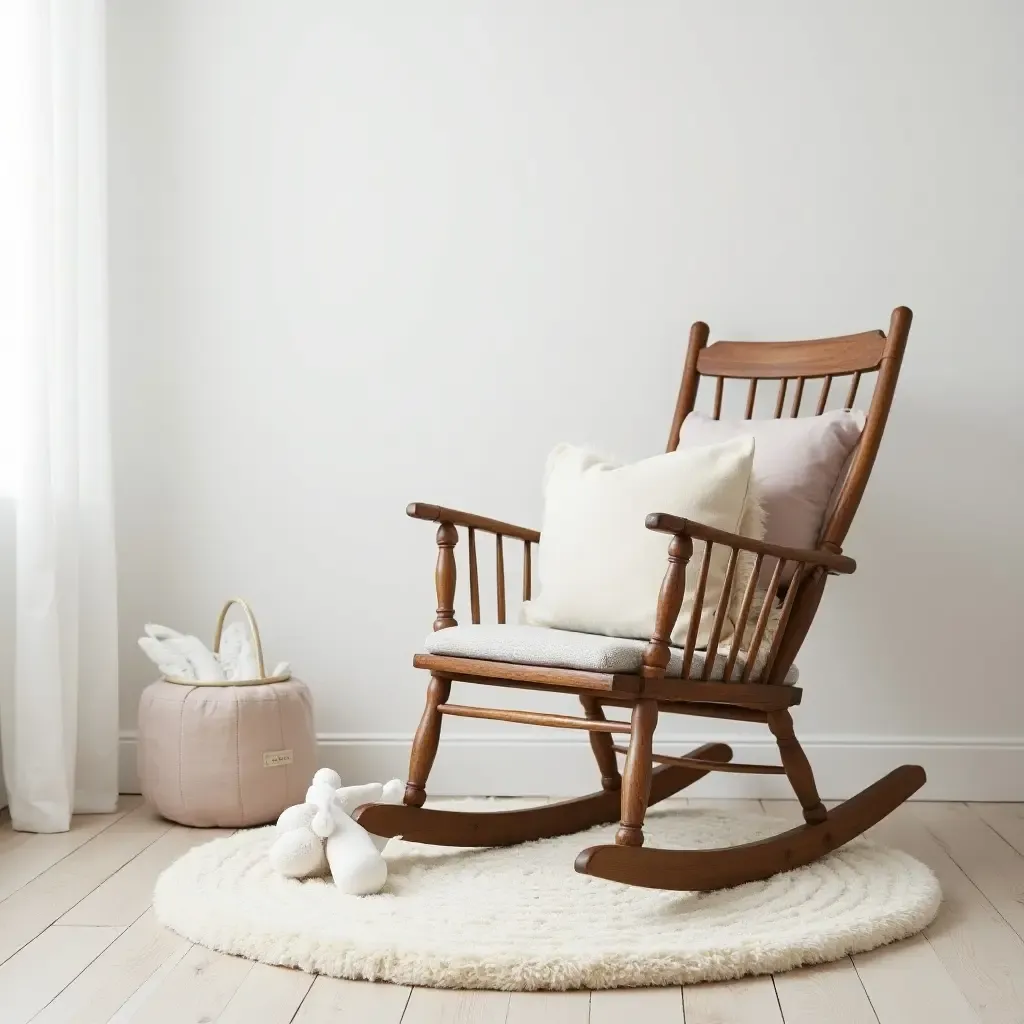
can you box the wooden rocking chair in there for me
[355,306,923,891]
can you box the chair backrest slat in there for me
[679,541,713,678]
[789,377,805,417]
[744,379,758,419]
[773,378,788,418]
[467,527,481,624]
[814,374,833,414]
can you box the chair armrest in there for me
[640,513,854,685]
[407,502,540,544]
[644,513,856,575]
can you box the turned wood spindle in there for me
[580,696,622,792]
[767,708,827,825]
[433,523,458,631]
[404,675,452,807]
[642,534,693,678]
[616,698,658,846]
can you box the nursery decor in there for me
[153,801,941,990]
[137,599,316,827]
[268,768,405,894]
[353,307,925,893]
[520,436,763,647]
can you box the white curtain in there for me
[0,0,119,832]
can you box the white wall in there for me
[107,1,1024,798]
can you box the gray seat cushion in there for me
[424,624,798,684]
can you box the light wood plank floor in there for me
[2,796,1022,1023]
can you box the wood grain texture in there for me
[611,744,786,774]
[580,695,622,791]
[402,987,510,1023]
[215,962,315,1024]
[0,799,157,903]
[773,958,878,1024]
[32,910,189,1024]
[970,802,1024,856]
[506,991,590,1024]
[867,805,1024,1024]
[666,319,710,451]
[119,944,254,1024]
[912,802,1024,942]
[292,977,410,1023]
[495,534,506,623]
[853,935,981,1023]
[679,539,712,677]
[683,975,785,1023]
[642,534,692,678]
[433,522,458,631]
[644,515,856,574]
[407,502,540,543]
[767,709,827,825]
[356,747,732,847]
[0,924,122,1024]
[59,825,233,926]
[0,826,164,966]
[438,703,632,733]
[577,766,924,890]
[698,331,887,379]
[616,698,657,846]
[404,675,452,808]
[467,527,480,624]
[591,986,684,1024]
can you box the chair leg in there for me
[579,696,621,792]
[404,675,451,808]
[615,698,658,846]
[767,708,827,825]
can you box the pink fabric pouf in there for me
[137,679,317,827]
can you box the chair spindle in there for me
[844,371,862,409]
[761,563,806,681]
[723,553,763,681]
[740,556,786,681]
[680,540,713,677]
[433,523,458,631]
[744,379,757,418]
[815,375,832,414]
[467,527,481,624]
[522,541,532,601]
[701,547,739,680]
[713,376,724,419]
[773,378,788,418]
[495,534,506,624]
[790,377,805,417]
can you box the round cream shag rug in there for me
[153,803,940,990]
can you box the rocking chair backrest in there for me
[666,306,912,552]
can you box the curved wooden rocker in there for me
[575,764,926,891]
[353,742,732,846]
[360,308,923,891]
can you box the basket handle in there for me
[212,598,267,679]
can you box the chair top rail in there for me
[697,331,886,380]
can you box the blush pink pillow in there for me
[678,410,865,572]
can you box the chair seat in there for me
[423,624,798,684]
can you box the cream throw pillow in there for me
[522,436,761,648]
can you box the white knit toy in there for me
[268,768,404,895]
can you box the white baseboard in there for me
[118,731,1024,801]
